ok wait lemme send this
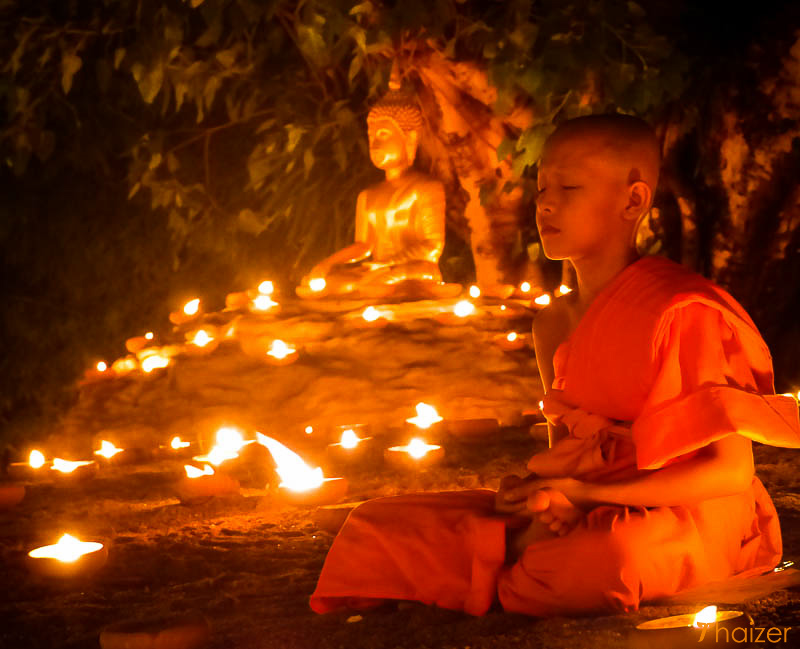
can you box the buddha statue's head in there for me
[367,90,424,172]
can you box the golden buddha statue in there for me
[297,87,452,300]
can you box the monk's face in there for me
[368,117,413,170]
[536,134,630,262]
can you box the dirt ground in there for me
[1,429,798,649]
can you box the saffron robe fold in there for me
[310,256,800,617]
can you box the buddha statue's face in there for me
[368,116,417,171]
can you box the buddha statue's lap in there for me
[297,85,454,301]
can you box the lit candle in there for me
[384,438,444,469]
[139,349,171,373]
[192,427,248,467]
[257,433,347,506]
[250,294,279,313]
[468,285,481,298]
[83,360,114,382]
[534,293,551,307]
[494,331,526,351]
[176,464,240,505]
[555,284,572,296]
[185,327,219,355]
[519,281,532,294]
[95,440,123,460]
[326,426,374,465]
[171,436,190,449]
[258,280,274,295]
[453,300,475,317]
[111,356,138,375]
[169,298,201,325]
[50,458,97,481]
[406,402,443,431]
[94,440,149,466]
[309,278,326,293]
[6,449,49,481]
[26,533,108,578]
[435,300,476,325]
[628,605,750,649]
[264,339,299,366]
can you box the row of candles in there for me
[86,279,570,382]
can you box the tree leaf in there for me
[285,125,305,152]
[113,48,126,70]
[348,54,363,85]
[138,62,164,104]
[61,53,82,94]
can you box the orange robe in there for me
[310,256,800,616]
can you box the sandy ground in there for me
[1,430,798,649]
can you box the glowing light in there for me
[183,298,200,316]
[28,534,103,563]
[500,305,506,311]
[305,426,313,434]
[267,339,295,360]
[184,464,214,478]
[340,429,361,449]
[193,427,248,466]
[96,361,107,372]
[29,450,45,469]
[192,330,213,347]
[453,300,475,318]
[406,402,443,429]
[224,325,236,338]
[94,440,123,459]
[170,436,190,449]
[51,459,94,474]
[309,278,326,292]
[403,438,440,459]
[256,432,324,492]
[252,295,278,311]
[557,284,572,296]
[112,357,138,373]
[520,282,531,293]
[258,280,274,295]
[506,332,518,342]
[145,332,154,340]
[362,306,381,322]
[692,606,717,628]
[534,293,551,306]
[469,285,481,298]
[141,352,170,373]
[538,400,544,410]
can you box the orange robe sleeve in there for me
[633,302,800,470]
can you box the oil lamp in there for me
[169,298,201,325]
[406,402,444,433]
[436,300,475,324]
[50,458,97,481]
[533,293,551,307]
[519,281,532,294]
[264,339,299,366]
[192,426,249,467]
[83,360,114,382]
[176,464,240,505]
[357,305,389,328]
[326,426,374,465]
[468,285,481,298]
[125,332,155,353]
[94,440,149,466]
[555,284,572,296]
[184,327,219,355]
[494,331,527,351]
[628,605,750,649]
[111,355,138,376]
[6,449,49,480]
[257,433,347,506]
[139,348,171,373]
[26,533,108,578]
[250,294,280,314]
[385,438,444,470]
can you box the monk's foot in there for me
[528,488,584,536]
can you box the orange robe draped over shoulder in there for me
[310,256,800,617]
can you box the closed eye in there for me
[562,185,580,190]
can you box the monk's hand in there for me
[526,482,588,536]
[495,474,540,515]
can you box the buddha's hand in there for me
[526,487,586,536]
[495,473,538,515]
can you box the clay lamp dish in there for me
[405,402,446,436]
[191,426,249,470]
[326,427,374,465]
[0,483,25,509]
[26,533,108,578]
[296,277,328,299]
[138,348,172,374]
[50,458,98,482]
[111,355,139,376]
[314,500,367,534]
[125,332,155,353]
[94,440,150,466]
[169,298,201,325]
[177,464,240,505]
[264,339,299,366]
[353,306,391,329]
[6,449,49,481]
[445,418,500,442]
[628,605,750,649]
[494,331,527,351]
[384,438,444,470]
[184,327,219,355]
[157,436,194,459]
[248,294,281,315]
[257,433,348,506]
[83,360,115,383]
[100,614,210,649]
[434,300,477,325]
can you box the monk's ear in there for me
[623,181,652,222]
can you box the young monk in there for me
[310,114,800,617]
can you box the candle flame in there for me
[192,329,213,347]
[141,352,170,373]
[96,361,107,372]
[267,339,295,360]
[256,432,324,492]
[145,332,154,340]
[534,293,551,306]
[404,438,439,459]
[304,426,313,434]
[170,436,190,449]
[309,278,326,292]
[469,285,481,298]
[340,429,360,449]
[520,281,531,293]
[184,464,214,478]
[406,402,443,429]
[28,533,103,563]
[362,306,381,322]
[538,400,544,410]
[183,298,200,316]
[453,300,475,318]
[51,459,93,473]
[258,280,274,295]
[112,357,138,373]
[556,284,572,296]
[252,295,278,311]
[29,450,45,469]
[693,605,718,627]
[506,332,518,342]
[95,440,123,459]
[500,305,506,311]
[194,426,247,466]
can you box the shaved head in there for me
[545,114,661,199]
